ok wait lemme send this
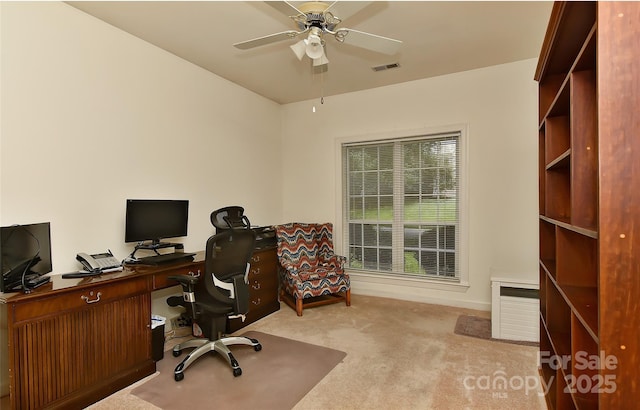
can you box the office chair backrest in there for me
[199,229,256,309]
[210,206,251,232]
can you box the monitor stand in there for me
[126,242,187,263]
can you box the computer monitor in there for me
[1,222,53,293]
[124,199,189,246]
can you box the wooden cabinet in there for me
[6,276,154,409]
[535,2,640,408]
[227,246,279,333]
[0,251,278,409]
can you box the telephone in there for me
[76,251,123,273]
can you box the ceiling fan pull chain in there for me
[321,70,325,104]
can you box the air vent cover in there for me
[372,63,400,72]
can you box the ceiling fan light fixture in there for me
[235,2,404,79]
[304,34,324,59]
[313,54,329,66]
[290,39,306,60]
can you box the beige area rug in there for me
[454,314,539,347]
[131,330,346,410]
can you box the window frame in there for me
[334,124,469,290]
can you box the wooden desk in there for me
[1,254,204,409]
[1,246,278,409]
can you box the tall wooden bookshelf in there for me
[535,2,640,409]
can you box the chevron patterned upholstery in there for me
[275,223,351,316]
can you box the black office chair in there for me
[167,228,261,381]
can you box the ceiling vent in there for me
[372,63,400,72]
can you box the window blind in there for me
[343,132,461,280]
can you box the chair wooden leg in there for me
[345,289,351,306]
[296,298,303,316]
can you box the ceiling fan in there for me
[233,1,402,71]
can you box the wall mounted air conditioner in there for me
[491,277,539,342]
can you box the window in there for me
[343,131,462,281]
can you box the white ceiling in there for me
[67,1,553,104]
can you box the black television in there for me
[125,199,189,246]
[1,222,53,293]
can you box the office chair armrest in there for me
[168,274,200,292]
[168,274,201,319]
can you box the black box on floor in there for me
[152,324,165,361]
[151,315,166,361]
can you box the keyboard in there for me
[61,271,102,279]
[3,273,51,292]
[135,252,196,266]
[26,274,50,289]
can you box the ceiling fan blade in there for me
[233,30,302,50]
[334,28,402,55]
[324,1,373,21]
[267,1,305,18]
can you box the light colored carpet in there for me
[88,295,547,409]
[130,331,346,409]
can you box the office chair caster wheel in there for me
[174,372,184,382]
[233,368,242,377]
[254,343,262,352]
[173,349,182,357]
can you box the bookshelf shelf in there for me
[546,148,570,171]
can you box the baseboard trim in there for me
[350,275,490,311]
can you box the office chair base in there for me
[172,336,261,381]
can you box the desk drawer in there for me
[249,276,278,304]
[228,247,279,333]
[10,276,149,323]
[249,249,277,275]
[248,247,278,308]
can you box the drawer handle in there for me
[252,298,261,306]
[188,270,201,278]
[252,255,261,263]
[81,291,102,304]
[251,267,261,275]
[252,282,261,290]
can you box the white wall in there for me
[0,2,282,395]
[279,59,540,310]
[1,2,283,270]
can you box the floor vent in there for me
[372,63,400,72]
[491,277,539,342]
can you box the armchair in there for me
[167,228,261,381]
[275,223,351,316]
